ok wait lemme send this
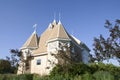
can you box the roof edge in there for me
[46,38,71,43]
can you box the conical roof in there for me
[48,20,70,41]
[33,20,70,54]
[21,31,38,49]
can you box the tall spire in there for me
[53,12,56,21]
[58,12,61,24]
[58,12,62,24]
[21,27,38,49]
[33,24,37,33]
[58,12,61,22]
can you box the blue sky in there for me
[0,0,120,61]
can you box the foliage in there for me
[10,49,22,57]
[93,71,114,80]
[0,74,33,80]
[6,56,18,74]
[10,49,32,74]
[68,63,91,76]
[4,49,23,74]
[10,49,22,66]
[82,73,93,80]
[50,62,120,80]
[50,63,91,77]
[89,62,120,75]
[73,75,82,80]
[92,19,120,62]
[0,59,12,74]
[0,62,120,80]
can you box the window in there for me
[36,59,41,65]
[72,47,75,53]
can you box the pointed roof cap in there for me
[21,31,38,49]
[52,19,57,25]
[58,20,61,24]
[47,20,70,42]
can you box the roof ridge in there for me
[57,24,60,38]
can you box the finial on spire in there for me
[53,19,56,23]
[58,19,61,24]
[59,12,61,22]
[33,24,37,33]
[58,12,62,24]
[54,12,56,21]
[52,12,57,24]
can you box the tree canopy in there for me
[0,59,11,74]
[91,19,120,63]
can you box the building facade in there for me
[17,20,90,75]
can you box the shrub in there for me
[0,74,33,80]
[33,74,49,80]
[50,74,69,80]
[73,75,82,80]
[1,62,120,80]
[50,64,64,76]
[0,74,7,80]
[50,63,91,77]
[69,63,91,75]
[14,74,33,80]
[93,71,114,80]
[89,63,108,73]
[82,73,93,80]
[0,59,11,74]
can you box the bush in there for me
[69,63,91,75]
[0,62,120,80]
[50,64,63,76]
[50,63,91,76]
[33,74,50,80]
[33,74,73,80]
[93,71,114,80]
[50,74,69,80]
[73,75,82,80]
[0,74,16,80]
[0,74,33,80]
[0,59,11,74]
[82,73,93,80]
[18,74,33,80]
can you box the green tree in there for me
[92,19,120,63]
[0,59,11,74]
[50,42,82,67]
[9,49,22,66]
[10,49,32,74]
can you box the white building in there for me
[17,20,90,75]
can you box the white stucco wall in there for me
[17,49,31,74]
[47,41,59,52]
[17,61,24,74]
[31,55,48,75]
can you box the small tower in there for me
[17,25,38,74]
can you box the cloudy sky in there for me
[0,0,120,65]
